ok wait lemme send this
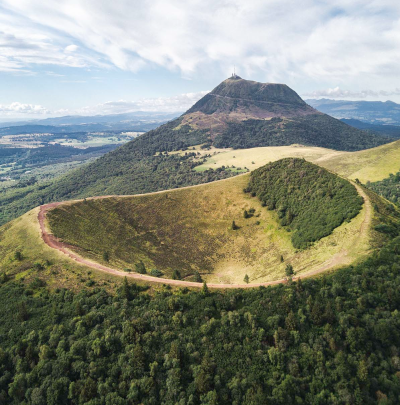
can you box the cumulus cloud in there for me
[0,102,50,116]
[304,87,400,99]
[0,0,399,83]
[78,91,209,115]
[0,90,208,120]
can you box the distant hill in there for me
[307,98,400,125]
[0,112,179,134]
[0,76,392,225]
[340,118,400,138]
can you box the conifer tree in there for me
[201,281,209,296]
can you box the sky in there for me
[1,0,400,120]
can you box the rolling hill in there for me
[316,139,400,183]
[0,76,392,226]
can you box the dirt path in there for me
[38,181,372,289]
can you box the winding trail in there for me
[38,181,372,289]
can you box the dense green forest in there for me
[246,159,363,249]
[214,115,390,151]
[0,229,400,404]
[368,171,400,207]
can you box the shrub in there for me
[172,270,181,280]
[135,261,147,274]
[285,264,294,277]
[29,278,46,289]
[150,269,163,277]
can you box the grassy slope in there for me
[195,140,400,183]
[47,174,374,284]
[0,208,149,291]
[194,145,340,172]
[316,139,400,182]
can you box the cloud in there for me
[0,8,110,72]
[0,0,399,83]
[78,91,209,115]
[0,102,50,116]
[65,44,78,53]
[304,87,400,99]
[1,90,208,120]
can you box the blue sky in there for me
[1,0,400,120]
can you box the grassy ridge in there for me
[247,159,363,249]
[317,139,400,183]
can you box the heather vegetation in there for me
[246,159,364,249]
[1,232,400,404]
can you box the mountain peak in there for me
[210,77,305,105]
[186,77,309,117]
[227,74,242,80]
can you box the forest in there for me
[0,229,400,404]
[214,115,390,152]
[368,171,400,207]
[246,159,364,249]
